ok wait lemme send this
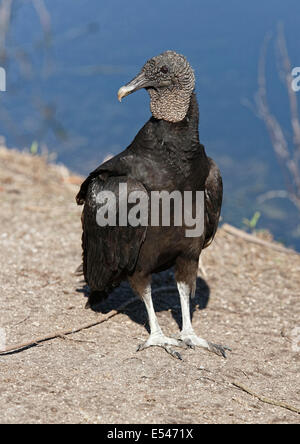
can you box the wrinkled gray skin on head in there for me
[118,50,195,123]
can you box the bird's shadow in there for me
[76,269,210,333]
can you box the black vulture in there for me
[76,51,230,359]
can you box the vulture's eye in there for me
[160,65,169,74]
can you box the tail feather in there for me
[85,290,108,309]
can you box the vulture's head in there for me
[118,50,195,123]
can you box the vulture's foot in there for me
[207,342,232,358]
[178,331,231,358]
[137,332,186,360]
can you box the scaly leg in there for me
[129,276,185,360]
[175,257,231,358]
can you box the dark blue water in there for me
[1,0,300,249]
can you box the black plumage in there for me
[76,51,229,359]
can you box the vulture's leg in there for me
[129,275,185,360]
[175,257,231,358]
[198,255,207,278]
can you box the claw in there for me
[184,338,196,350]
[136,333,185,360]
[177,331,231,358]
[136,343,145,352]
[208,342,232,359]
[171,334,194,350]
[164,346,182,360]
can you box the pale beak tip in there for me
[117,84,136,103]
[117,86,126,103]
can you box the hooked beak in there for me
[117,71,151,102]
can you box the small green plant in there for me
[242,211,261,232]
[30,141,39,155]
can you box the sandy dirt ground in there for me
[0,146,299,424]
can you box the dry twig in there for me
[232,381,300,415]
[0,296,139,355]
[255,27,300,211]
[0,0,12,63]
[222,223,298,254]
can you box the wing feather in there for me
[203,157,223,248]
[82,175,148,292]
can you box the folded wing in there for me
[81,175,148,293]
